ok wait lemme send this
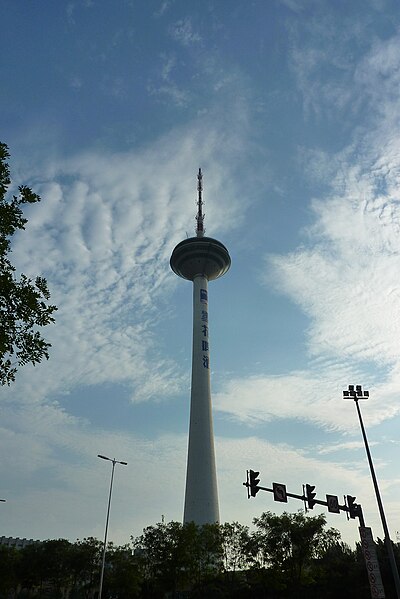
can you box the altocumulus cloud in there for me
[215,30,400,433]
[5,121,245,406]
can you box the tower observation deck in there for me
[170,169,231,525]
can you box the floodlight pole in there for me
[97,454,127,599]
[343,385,400,598]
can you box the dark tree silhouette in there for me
[0,142,57,384]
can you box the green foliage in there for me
[0,142,57,384]
[313,541,369,599]
[252,510,341,591]
[131,514,353,598]
[374,537,400,599]
[0,514,392,598]
[0,545,20,596]
[67,537,102,597]
[0,537,140,599]
[220,521,255,575]
[103,544,141,598]
[132,520,223,596]
[16,541,46,591]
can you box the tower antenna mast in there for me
[195,168,205,238]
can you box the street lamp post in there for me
[97,454,127,599]
[343,384,400,598]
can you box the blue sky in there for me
[2,0,400,549]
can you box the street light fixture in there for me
[97,454,127,599]
[343,384,400,598]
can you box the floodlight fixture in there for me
[343,385,400,598]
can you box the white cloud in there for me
[355,33,400,113]
[148,81,189,107]
[266,130,400,372]
[66,3,75,25]
[0,398,188,542]
[286,10,389,121]
[316,440,374,455]
[70,76,83,90]
[213,31,400,435]
[160,53,177,82]
[214,366,400,433]
[154,1,174,18]
[5,120,248,406]
[169,17,201,46]
[148,53,190,107]
[1,395,391,547]
[278,0,305,12]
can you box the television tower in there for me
[170,169,231,524]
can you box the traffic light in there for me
[347,495,360,519]
[305,484,317,509]
[249,470,260,497]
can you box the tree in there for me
[132,520,223,597]
[0,545,20,597]
[132,520,184,596]
[17,541,45,593]
[253,510,340,592]
[68,537,102,598]
[219,521,254,578]
[184,521,223,596]
[313,541,368,599]
[0,142,57,384]
[40,539,74,596]
[374,537,400,599]
[103,543,141,598]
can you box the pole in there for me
[354,396,400,599]
[99,459,115,599]
[97,455,127,599]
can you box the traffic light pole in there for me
[244,472,385,597]
[244,474,365,526]
[251,483,304,502]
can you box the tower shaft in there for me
[183,275,219,524]
[170,170,231,526]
